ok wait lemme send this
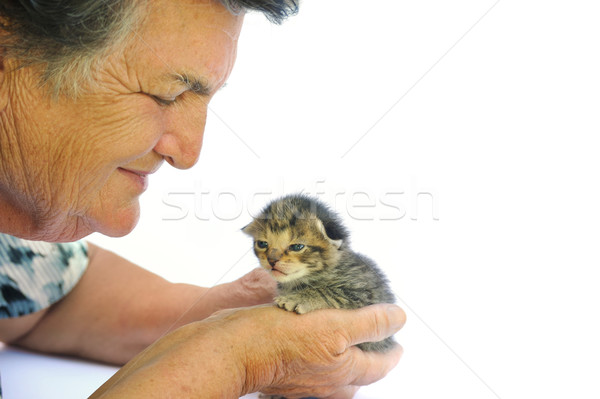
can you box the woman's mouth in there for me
[118,167,149,192]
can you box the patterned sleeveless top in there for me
[0,233,89,318]
[0,233,89,397]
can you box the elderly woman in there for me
[0,0,405,397]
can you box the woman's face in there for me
[0,0,243,241]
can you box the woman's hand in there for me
[163,267,277,330]
[230,267,278,305]
[236,304,405,398]
[91,303,406,398]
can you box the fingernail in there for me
[387,305,407,330]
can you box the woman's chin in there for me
[89,202,141,238]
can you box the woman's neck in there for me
[0,191,38,239]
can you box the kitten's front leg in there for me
[274,291,329,314]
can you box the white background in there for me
[11,0,596,398]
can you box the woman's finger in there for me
[322,385,360,399]
[324,304,406,350]
[347,343,404,386]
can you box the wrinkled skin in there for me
[90,304,405,399]
[0,0,241,241]
[0,1,406,397]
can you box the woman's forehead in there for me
[124,0,243,91]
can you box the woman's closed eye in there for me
[151,95,178,107]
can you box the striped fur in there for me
[243,194,396,352]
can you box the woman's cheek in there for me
[63,98,165,237]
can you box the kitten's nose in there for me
[267,249,281,267]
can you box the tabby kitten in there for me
[242,194,396,353]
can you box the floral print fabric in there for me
[0,233,88,319]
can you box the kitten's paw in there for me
[293,302,311,314]
[274,296,308,314]
[274,295,297,312]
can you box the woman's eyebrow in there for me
[169,72,212,96]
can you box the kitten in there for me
[242,194,396,353]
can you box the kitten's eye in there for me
[289,244,305,252]
[256,241,268,249]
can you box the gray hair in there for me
[0,0,298,96]
[220,0,298,23]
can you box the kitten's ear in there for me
[241,221,256,236]
[315,219,343,249]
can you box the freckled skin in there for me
[0,0,243,241]
[0,4,406,399]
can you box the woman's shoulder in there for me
[0,234,89,319]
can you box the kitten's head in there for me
[242,194,350,284]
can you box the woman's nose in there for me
[152,104,208,169]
